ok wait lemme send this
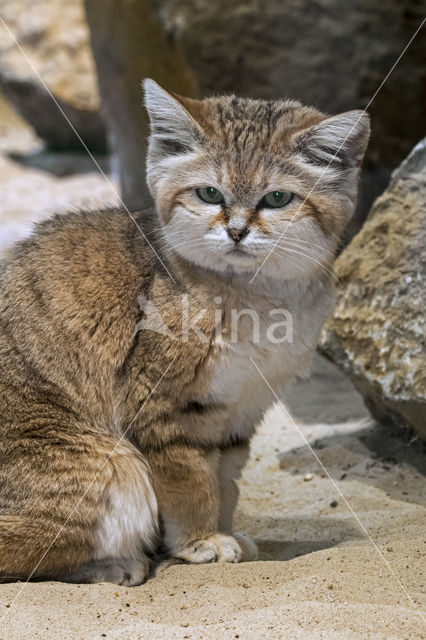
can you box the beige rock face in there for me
[320,138,426,439]
[0,0,106,150]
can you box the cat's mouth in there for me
[223,246,257,269]
[226,247,252,257]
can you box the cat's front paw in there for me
[174,532,256,564]
[233,531,258,561]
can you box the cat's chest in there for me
[201,296,313,407]
[207,332,281,405]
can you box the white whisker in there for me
[272,245,336,280]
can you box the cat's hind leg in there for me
[61,557,150,587]
[0,428,157,585]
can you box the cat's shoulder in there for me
[17,207,144,251]
[1,207,161,305]
[7,207,157,268]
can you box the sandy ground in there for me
[0,96,425,639]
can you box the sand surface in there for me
[0,96,425,639]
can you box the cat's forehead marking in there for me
[207,97,319,139]
[194,97,325,187]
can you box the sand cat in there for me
[0,79,369,584]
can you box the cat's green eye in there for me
[196,186,225,205]
[260,190,294,209]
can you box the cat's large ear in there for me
[295,110,370,170]
[143,78,203,159]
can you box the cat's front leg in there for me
[217,443,258,562]
[146,445,256,563]
[218,442,251,532]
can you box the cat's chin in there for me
[203,251,259,275]
[171,245,256,275]
[176,249,313,282]
[222,249,257,268]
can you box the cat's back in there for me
[0,208,160,418]
[2,207,153,291]
[0,207,159,323]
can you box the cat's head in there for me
[143,79,369,280]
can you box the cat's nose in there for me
[227,225,249,243]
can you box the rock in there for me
[319,138,426,440]
[85,0,198,210]
[0,0,106,151]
